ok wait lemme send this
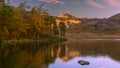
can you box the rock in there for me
[55,13,81,27]
[78,60,90,65]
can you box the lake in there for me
[0,40,120,68]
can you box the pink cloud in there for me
[86,0,106,9]
[39,0,64,5]
[106,0,120,7]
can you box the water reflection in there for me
[0,42,66,68]
[0,40,120,68]
[65,40,120,61]
[50,56,120,68]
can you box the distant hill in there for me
[58,13,77,19]
[66,13,120,33]
[55,13,81,27]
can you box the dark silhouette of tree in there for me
[59,22,66,37]
[53,22,59,36]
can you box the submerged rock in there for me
[78,60,90,65]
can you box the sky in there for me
[7,0,120,18]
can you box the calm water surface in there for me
[0,40,120,68]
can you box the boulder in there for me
[78,60,90,65]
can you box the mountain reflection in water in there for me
[0,40,120,68]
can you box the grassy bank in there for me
[3,37,67,44]
[66,32,120,39]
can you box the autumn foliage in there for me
[0,1,66,41]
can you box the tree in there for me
[53,22,59,36]
[0,0,5,10]
[14,3,32,39]
[0,5,18,39]
[0,0,5,5]
[59,22,66,37]
[29,6,55,39]
[0,2,62,40]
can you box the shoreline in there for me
[66,33,120,39]
[2,37,67,44]
[2,32,120,44]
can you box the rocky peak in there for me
[58,13,77,19]
[56,13,81,27]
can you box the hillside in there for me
[66,13,120,34]
[55,13,81,27]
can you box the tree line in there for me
[0,0,66,41]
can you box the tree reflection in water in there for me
[65,40,120,62]
[0,42,66,68]
[0,40,120,68]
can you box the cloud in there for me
[70,1,81,6]
[106,0,120,7]
[86,0,106,9]
[70,1,80,4]
[39,0,64,5]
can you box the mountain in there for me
[109,13,120,20]
[91,13,120,31]
[58,13,77,19]
[67,13,120,33]
[55,13,81,27]
[55,12,120,33]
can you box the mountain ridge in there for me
[55,12,120,34]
